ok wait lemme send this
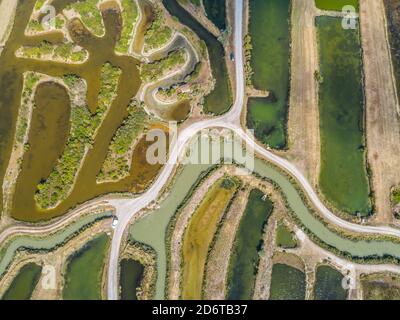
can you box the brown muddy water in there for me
[132,0,153,55]
[0,1,164,222]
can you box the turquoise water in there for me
[129,137,400,299]
[0,212,112,277]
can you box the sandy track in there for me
[360,0,400,224]
[0,202,111,245]
[107,0,400,299]
[203,187,249,300]
[2,0,399,299]
[0,0,17,50]
[286,0,320,186]
[288,226,400,300]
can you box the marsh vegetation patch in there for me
[181,177,238,299]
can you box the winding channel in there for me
[130,138,400,299]
[1,0,400,300]
[0,211,113,277]
[108,0,400,299]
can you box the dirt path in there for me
[0,203,112,245]
[0,219,111,300]
[253,202,285,300]
[359,0,400,224]
[286,0,320,187]
[288,226,400,300]
[167,164,291,300]
[0,0,17,53]
[203,187,249,300]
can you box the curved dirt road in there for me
[107,0,400,300]
[0,0,399,301]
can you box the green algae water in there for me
[246,0,291,149]
[226,189,273,300]
[203,0,226,31]
[1,262,42,300]
[130,138,400,299]
[119,258,145,300]
[181,177,238,300]
[12,82,70,217]
[269,263,306,300]
[0,0,229,222]
[63,233,110,300]
[316,16,371,216]
[314,265,347,300]
[315,0,359,11]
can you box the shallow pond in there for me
[130,137,400,299]
[314,265,347,300]
[63,233,110,300]
[316,16,370,216]
[0,211,112,278]
[1,262,42,300]
[246,0,291,149]
[227,189,273,300]
[119,258,145,300]
[269,263,306,300]
[0,1,173,222]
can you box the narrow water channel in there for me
[130,137,400,299]
[0,211,112,277]
[162,0,232,114]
